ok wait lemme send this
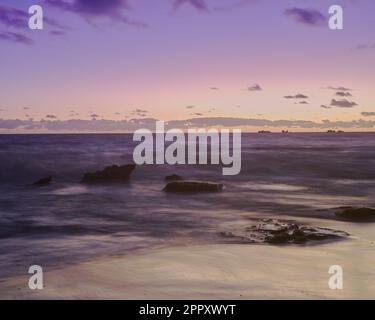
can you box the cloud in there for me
[327,86,352,92]
[331,99,358,108]
[335,91,352,97]
[284,8,326,27]
[284,93,309,99]
[209,87,219,90]
[45,114,58,119]
[321,105,332,109]
[247,84,262,92]
[190,112,203,116]
[0,31,33,45]
[185,105,195,109]
[45,0,146,27]
[50,30,66,36]
[173,0,209,11]
[131,108,148,117]
[3,117,375,132]
[213,0,255,12]
[299,101,308,104]
[46,0,127,15]
[90,113,100,119]
[355,43,375,50]
[0,5,29,29]
[361,112,375,117]
[174,0,255,12]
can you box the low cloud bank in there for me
[1,117,375,132]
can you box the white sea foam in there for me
[47,186,89,196]
[244,183,308,192]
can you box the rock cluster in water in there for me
[30,176,52,187]
[221,219,349,245]
[335,207,375,222]
[164,174,183,182]
[80,164,136,184]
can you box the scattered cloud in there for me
[284,93,309,99]
[361,112,375,117]
[321,105,332,109]
[45,0,147,27]
[209,87,219,90]
[173,0,209,12]
[190,112,203,116]
[355,43,375,50]
[69,110,79,117]
[213,0,254,12]
[185,105,195,109]
[45,114,58,119]
[0,31,33,45]
[335,91,352,97]
[50,30,66,36]
[90,113,100,119]
[299,101,308,104]
[326,86,352,92]
[131,108,148,117]
[3,117,375,132]
[331,99,358,108]
[0,5,30,29]
[284,8,326,27]
[247,84,262,92]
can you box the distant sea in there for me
[1,133,375,277]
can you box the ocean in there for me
[1,133,375,278]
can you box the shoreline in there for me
[1,229,374,299]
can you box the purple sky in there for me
[0,0,374,132]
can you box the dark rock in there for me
[163,181,224,193]
[335,207,375,222]
[81,164,136,184]
[220,219,349,245]
[30,176,52,186]
[165,174,183,182]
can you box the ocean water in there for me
[1,133,375,277]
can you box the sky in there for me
[0,0,374,132]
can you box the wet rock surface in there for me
[335,207,375,222]
[81,164,136,184]
[30,176,52,187]
[164,174,183,182]
[221,219,349,245]
[163,181,224,193]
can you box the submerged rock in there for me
[81,164,136,184]
[164,174,183,182]
[335,207,375,222]
[220,219,349,245]
[163,181,224,193]
[30,176,52,186]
